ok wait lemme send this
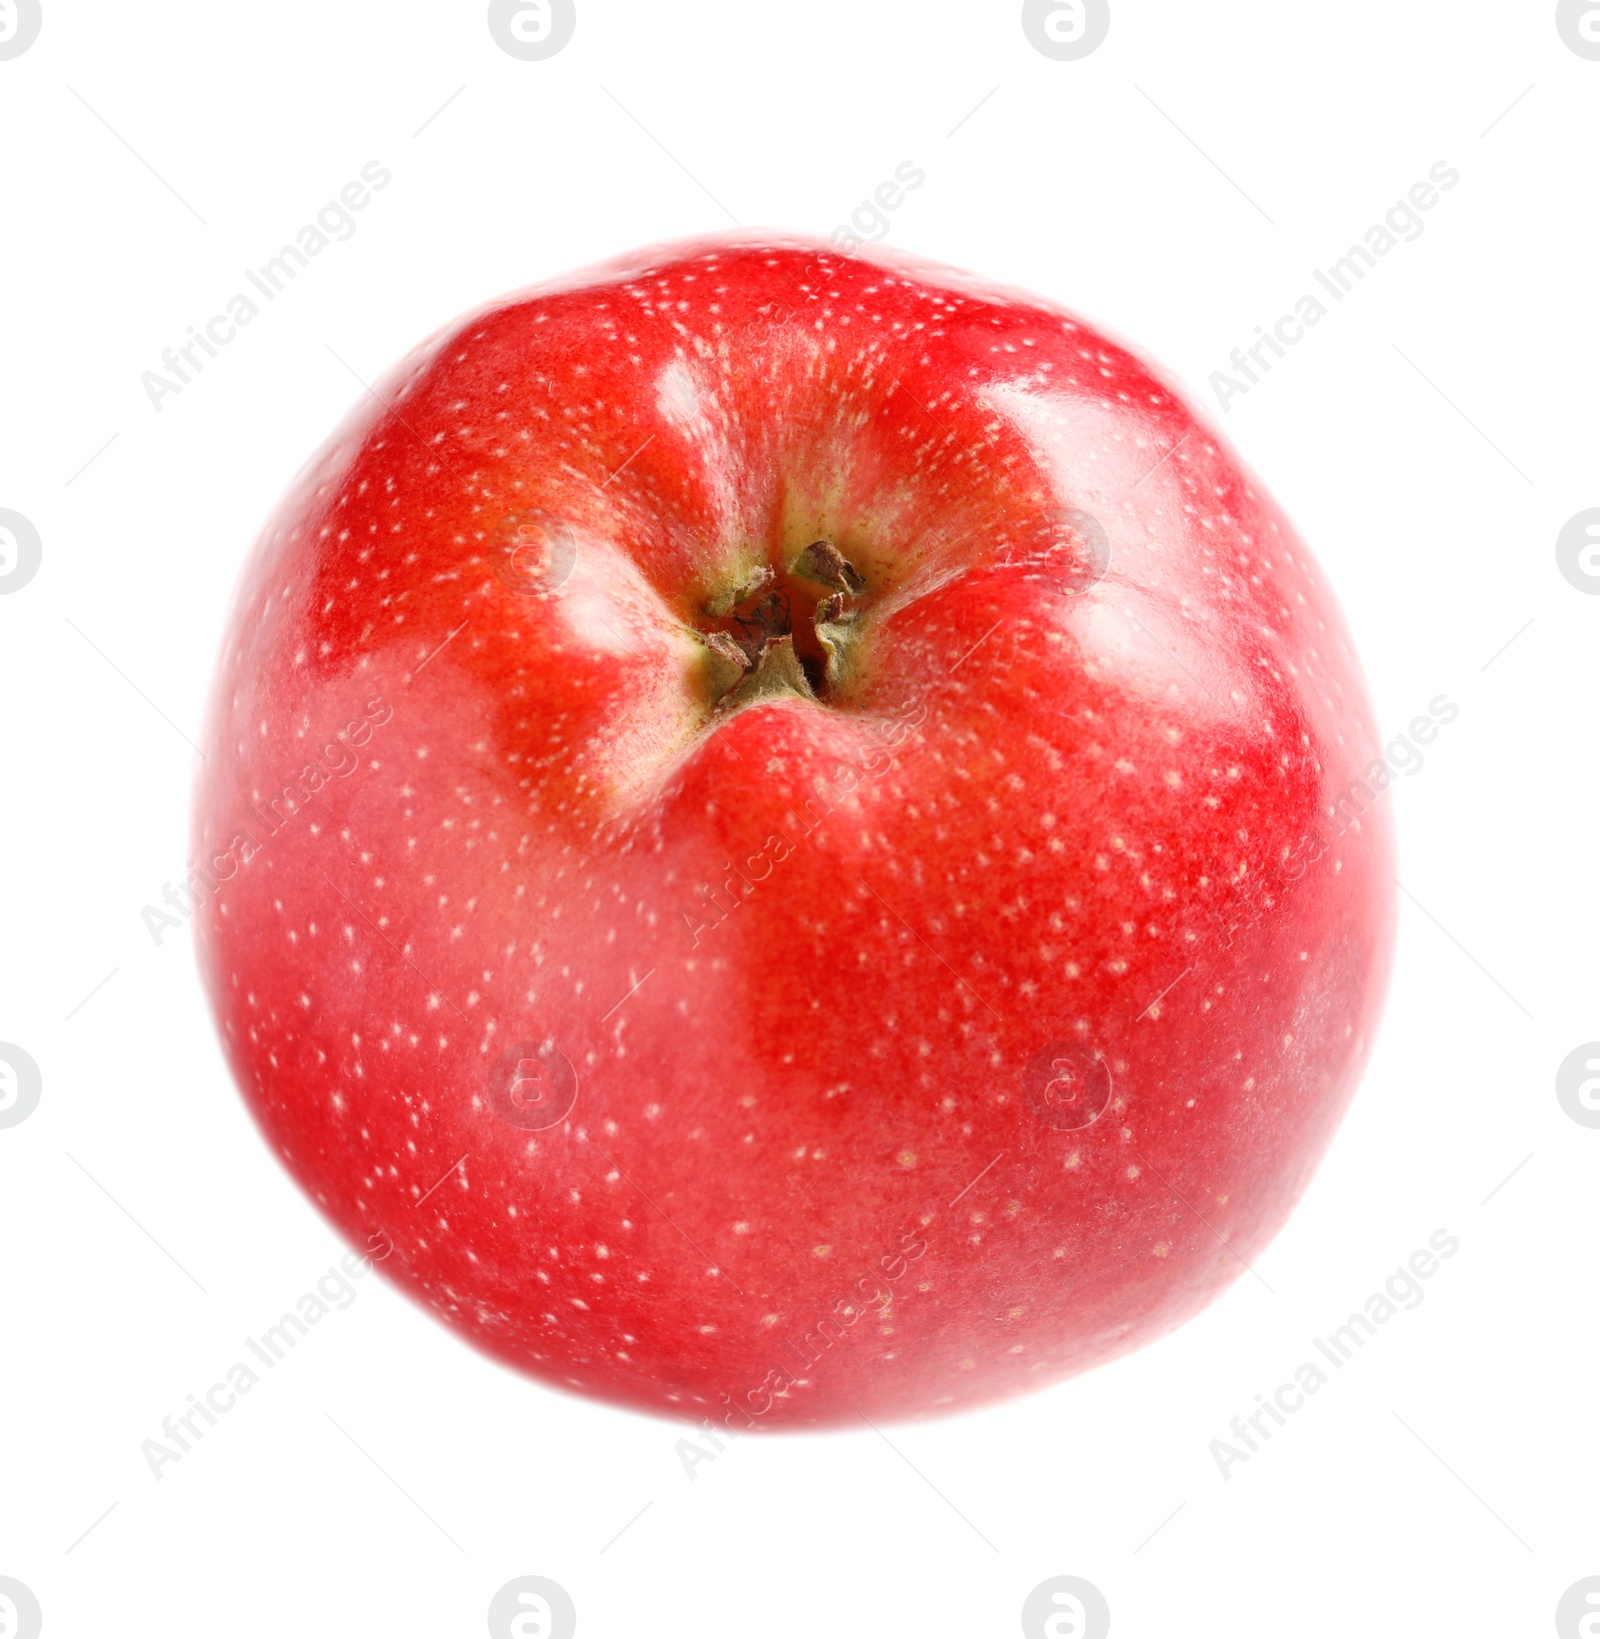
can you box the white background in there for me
[2,2,1596,1634]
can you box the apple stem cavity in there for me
[699,539,866,710]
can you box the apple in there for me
[194,234,1394,1429]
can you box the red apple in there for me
[194,234,1394,1428]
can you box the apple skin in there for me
[193,234,1394,1429]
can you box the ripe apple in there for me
[194,234,1394,1428]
